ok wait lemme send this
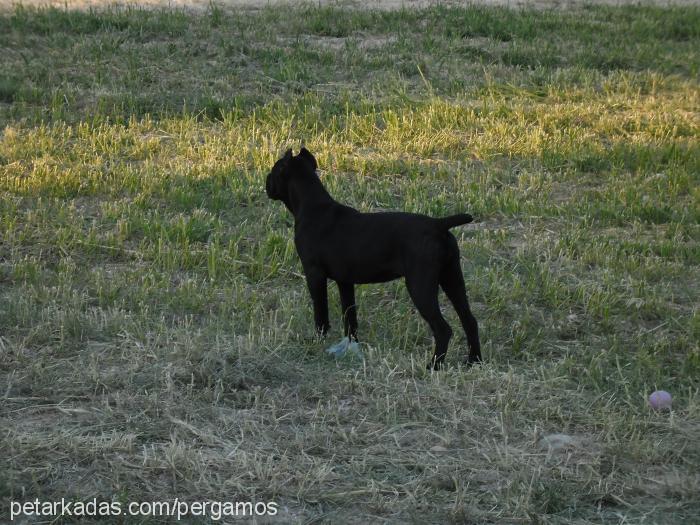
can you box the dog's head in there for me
[265,147,318,206]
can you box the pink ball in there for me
[648,390,672,411]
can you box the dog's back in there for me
[297,205,470,285]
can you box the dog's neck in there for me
[287,173,334,219]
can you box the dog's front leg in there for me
[337,282,358,341]
[305,268,330,337]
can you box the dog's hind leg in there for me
[337,282,358,341]
[405,274,452,370]
[440,252,481,366]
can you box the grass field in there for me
[1,2,699,523]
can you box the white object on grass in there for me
[325,337,363,359]
[648,390,672,411]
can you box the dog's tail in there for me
[435,213,474,229]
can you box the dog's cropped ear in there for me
[282,148,293,163]
[298,147,318,171]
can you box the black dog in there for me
[265,148,481,370]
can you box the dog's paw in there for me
[463,356,483,368]
[427,360,445,371]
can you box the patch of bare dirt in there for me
[286,34,397,51]
[1,0,695,13]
